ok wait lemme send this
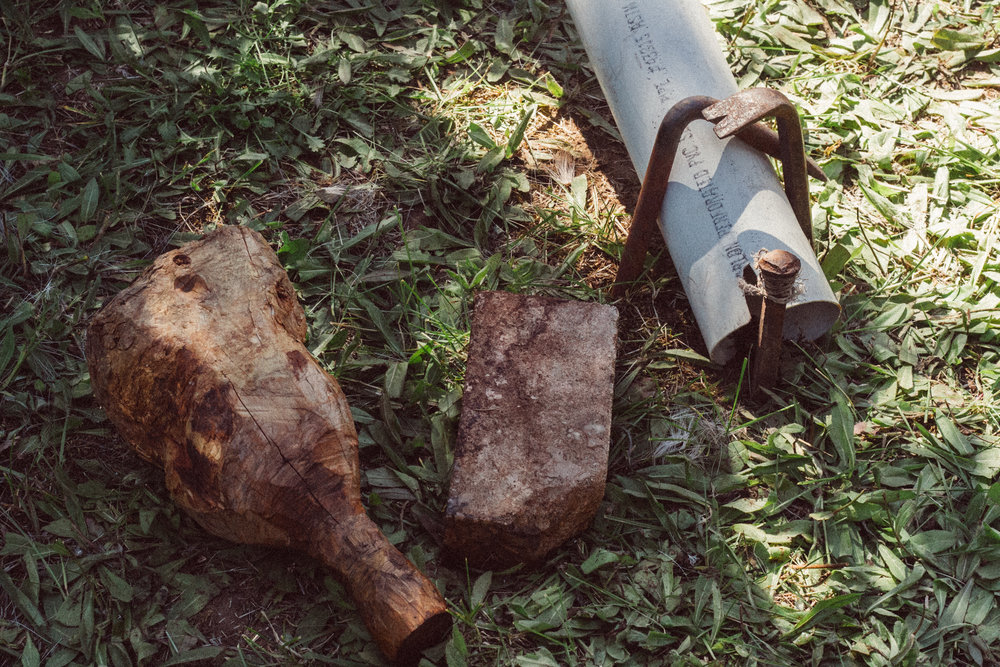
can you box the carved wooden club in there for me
[85,226,449,663]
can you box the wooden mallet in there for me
[85,226,449,663]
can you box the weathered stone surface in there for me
[444,291,618,568]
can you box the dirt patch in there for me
[515,92,734,390]
[193,577,269,647]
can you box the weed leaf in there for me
[74,26,104,59]
[783,593,862,639]
[829,392,856,471]
[79,177,99,222]
[20,636,39,667]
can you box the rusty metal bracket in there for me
[703,88,819,245]
[611,96,716,299]
[611,88,824,298]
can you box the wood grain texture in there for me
[85,226,448,664]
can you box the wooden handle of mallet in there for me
[315,513,451,662]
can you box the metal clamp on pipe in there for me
[612,88,826,298]
[567,0,841,375]
[611,88,826,393]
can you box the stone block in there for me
[444,291,618,568]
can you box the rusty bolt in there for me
[750,249,801,395]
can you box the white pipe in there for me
[566,0,839,363]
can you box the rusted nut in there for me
[757,250,801,301]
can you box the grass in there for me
[2,0,1000,664]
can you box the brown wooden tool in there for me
[85,226,449,664]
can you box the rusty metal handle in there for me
[732,123,827,183]
[612,96,717,299]
[703,88,815,245]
